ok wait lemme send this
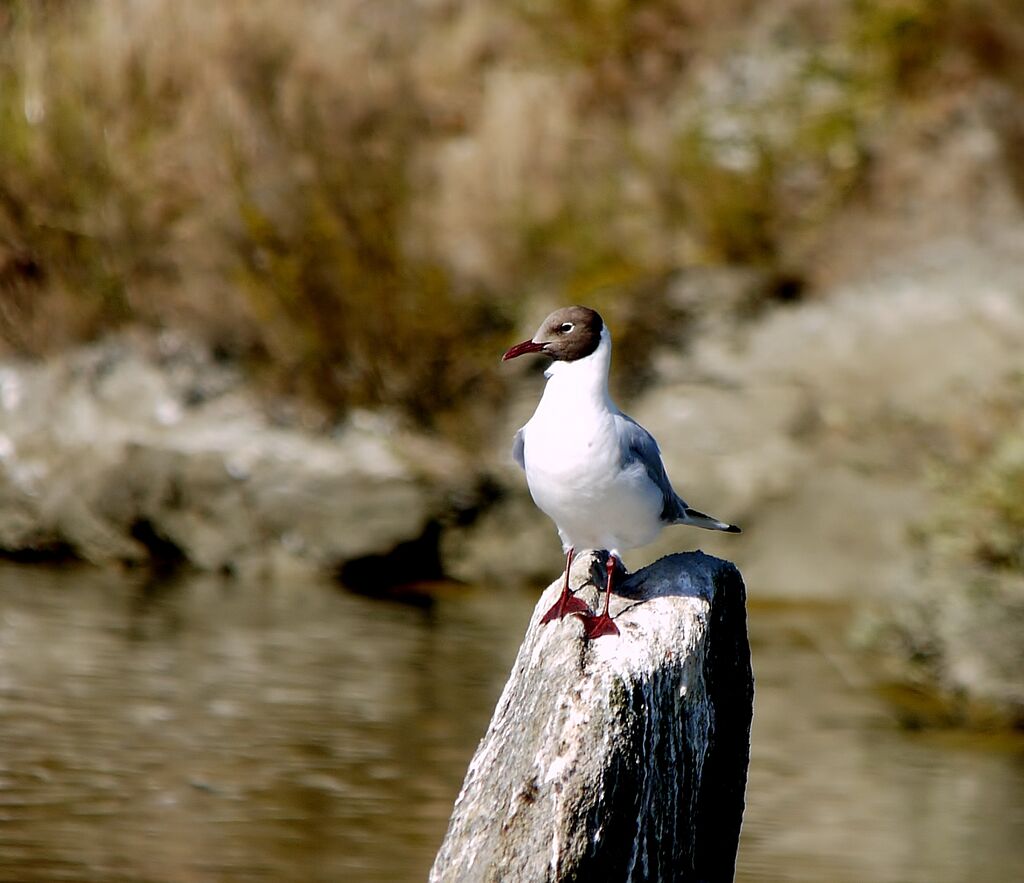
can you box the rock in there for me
[440,489,565,587]
[430,551,753,883]
[0,331,478,575]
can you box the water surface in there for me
[0,563,1020,881]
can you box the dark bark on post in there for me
[431,551,753,883]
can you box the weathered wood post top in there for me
[431,550,754,883]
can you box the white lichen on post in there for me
[431,550,753,883]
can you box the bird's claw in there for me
[575,612,620,639]
[540,592,591,624]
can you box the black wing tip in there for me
[683,506,742,533]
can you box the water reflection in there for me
[738,604,1024,882]
[0,563,523,882]
[0,564,1021,882]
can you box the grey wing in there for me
[512,428,526,471]
[615,413,686,521]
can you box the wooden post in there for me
[431,551,753,883]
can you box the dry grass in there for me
[0,0,518,434]
[0,0,1022,437]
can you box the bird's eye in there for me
[559,322,574,333]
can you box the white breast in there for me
[520,335,665,552]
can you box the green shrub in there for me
[853,0,1024,92]
[935,422,1024,573]
[879,410,1024,727]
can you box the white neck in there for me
[539,326,615,414]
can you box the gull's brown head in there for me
[501,306,605,363]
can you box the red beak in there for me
[502,339,547,361]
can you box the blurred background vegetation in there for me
[2,0,1019,432]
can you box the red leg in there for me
[540,547,591,624]
[576,553,620,639]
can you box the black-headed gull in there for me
[503,305,740,639]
